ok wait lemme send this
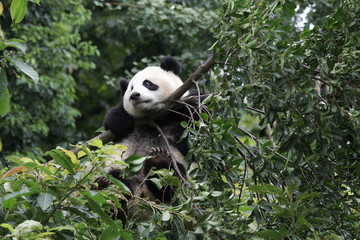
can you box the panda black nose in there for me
[130,92,140,100]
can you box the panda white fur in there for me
[98,56,199,222]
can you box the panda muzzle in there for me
[130,92,140,100]
[130,92,151,105]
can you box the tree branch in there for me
[166,53,217,104]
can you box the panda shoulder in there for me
[104,105,134,138]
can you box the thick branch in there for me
[166,53,217,104]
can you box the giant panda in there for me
[96,56,199,222]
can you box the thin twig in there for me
[150,121,192,199]
[245,106,265,115]
[235,147,248,211]
[312,76,330,86]
[42,165,96,224]
[234,136,256,159]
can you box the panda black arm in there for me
[104,105,134,140]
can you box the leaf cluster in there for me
[0,141,135,239]
[0,0,99,155]
[185,0,359,238]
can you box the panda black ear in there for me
[119,78,129,95]
[160,56,181,75]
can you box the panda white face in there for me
[123,66,184,118]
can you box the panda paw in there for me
[94,176,113,190]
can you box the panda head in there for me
[122,56,184,118]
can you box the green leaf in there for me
[0,87,10,117]
[100,225,121,240]
[296,215,314,231]
[257,229,283,240]
[29,0,41,4]
[247,184,283,195]
[7,57,39,83]
[3,188,31,209]
[149,178,162,189]
[279,133,298,153]
[81,191,107,205]
[0,223,15,233]
[0,68,10,117]
[59,147,78,164]
[23,162,54,176]
[126,155,147,165]
[246,39,257,48]
[4,41,27,53]
[248,184,289,204]
[109,177,131,194]
[37,193,54,211]
[89,138,103,148]
[162,210,171,221]
[49,225,75,233]
[10,0,27,24]
[45,149,75,175]
[82,194,119,231]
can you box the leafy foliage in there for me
[189,0,359,238]
[0,0,359,239]
[0,141,134,239]
[0,0,98,155]
[0,0,39,118]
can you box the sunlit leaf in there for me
[0,2,4,16]
[162,211,171,221]
[10,0,27,24]
[89,138,103,148]
[59,147,78,164]
[45,149,75,175]
[0,223,15,233]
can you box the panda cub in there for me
[99,56,198,219]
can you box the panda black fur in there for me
[100,56,198,221]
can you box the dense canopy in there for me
[0,0,359,239]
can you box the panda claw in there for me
[149,147,168,156]
[94,176,113,190]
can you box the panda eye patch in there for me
[143,80,159,91]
